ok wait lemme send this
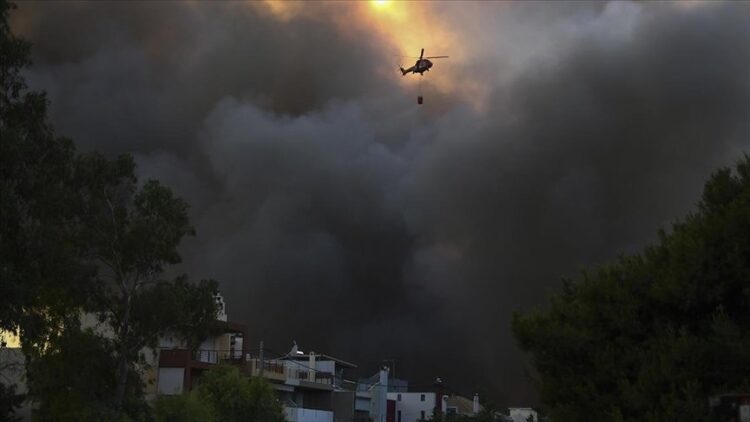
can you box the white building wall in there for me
[157,367,184,395]
[285,407,334,422]
[388,392,435,422]
[313,360,335,374]
[509,408,538,422]
[355,396,370,412]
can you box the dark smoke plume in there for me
[13,1,750,404]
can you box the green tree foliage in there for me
[153,391,215,422]
[195,365,285,422]
[512,156,750,421]
[20,150,220,420]
[26,327,149,421]
[1,1,91,420]
[153,367,286,422]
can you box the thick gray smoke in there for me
[13,1,750,404]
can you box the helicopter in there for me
[399,48,449,76]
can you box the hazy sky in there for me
[12,0,750,405]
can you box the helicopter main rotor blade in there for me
[420,48,424,60]
[424,56,449,59]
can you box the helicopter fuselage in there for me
[401,59,433,76]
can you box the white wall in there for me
[157,368,184,395]
[285,407,333,422]
[388,392,435,422]
[0,348,31,422]
[355,396,370,412]
[313,360,335,374]
[739,403,750,422]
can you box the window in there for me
[397,393,401,401]
[420,394,425,401]
[397,410,401,422]
[421,410,426,420]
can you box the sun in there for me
[370,0,391,11]
[368,0,406,22]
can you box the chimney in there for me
[473,393,480,414]
[379,366,389,391]
[377,367,389,422]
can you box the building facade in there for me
[387,392,439,422]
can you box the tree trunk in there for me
[114,293,131,410]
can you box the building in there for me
[148,293,358,422]
[244,345,359,422]
[334,368,391,422]
[388,392,440,422]
[153,306,356,422]
[153,320,247,396]
[152,298,355,422]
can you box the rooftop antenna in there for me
[289,340,304,356]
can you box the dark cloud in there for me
[12,1,750,405]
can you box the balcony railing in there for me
[158,348,244,367]
[158,350,334,388]
[192,349,244,364]
[247,358,334,387]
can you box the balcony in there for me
[157,351,335,391]
[193,349,244,364]
[247,358,334,389]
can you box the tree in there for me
[1,1,92,419]
[74,152,220,410]
[196,365,285,422]
[1,2,221,417]
[153,366,285,422]
[0,0,84,353]
[512,156,750,421]
[25,327,149,421]
[153,391,215,422]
